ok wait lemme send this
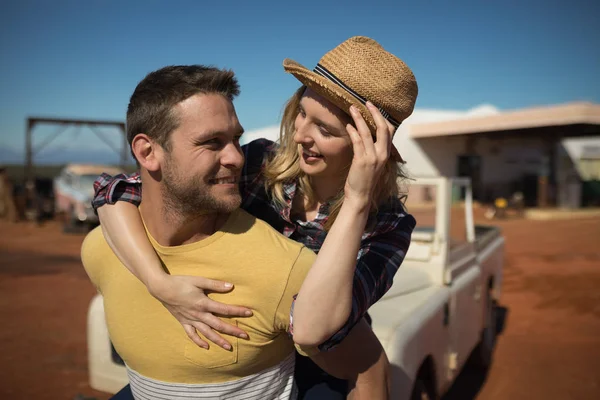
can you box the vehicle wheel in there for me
[471,291,497,368]
[410,378,433,400]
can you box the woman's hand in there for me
[345,102,394,210]
[148,274,253,350]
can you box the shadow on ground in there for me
[0,250,85,277]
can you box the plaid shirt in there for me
[92,138,415,351]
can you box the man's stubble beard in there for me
[161,158,241,219]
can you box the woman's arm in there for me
[292,102,402,346]
[98,202,164,286]
[292,201,414,351]
[95,201,252,350]
[291,199,370,346]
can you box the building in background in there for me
[242,101,600,209]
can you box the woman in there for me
[93,36,418,398]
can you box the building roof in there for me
[408,102,600,138]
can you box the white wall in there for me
[559,137,600,179]
[561,137,600,160]
[393,109,472,178]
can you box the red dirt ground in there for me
[0,216,599,399]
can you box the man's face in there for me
[160,93,244,216]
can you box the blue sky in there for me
[1,0,598,163]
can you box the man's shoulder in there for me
[81,226,121,272]
[81,225,108,255]
[81,226,116,289]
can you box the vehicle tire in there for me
[410,378,434,400]
[471,291,497,369]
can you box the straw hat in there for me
[283,36,418,162]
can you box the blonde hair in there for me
[264,86,407,230]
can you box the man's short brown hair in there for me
[126,65,240,157]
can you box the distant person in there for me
[0,167,18,223]
[93,36,418,398]
[82,62,398,399]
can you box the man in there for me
[81,65,387,399]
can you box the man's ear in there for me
[131,133,163,172]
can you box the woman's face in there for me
[293,88,354,183]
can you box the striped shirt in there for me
[92,138,415,351]
[126,353,297,400]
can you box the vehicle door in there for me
[444,179,483,374]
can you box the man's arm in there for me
[309,319,389,400]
